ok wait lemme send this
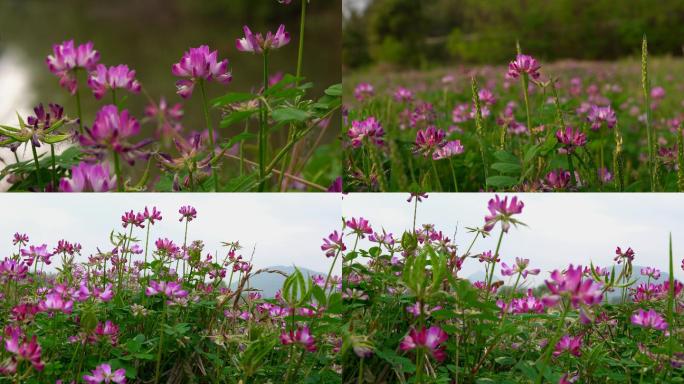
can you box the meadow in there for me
[341,193,684,383]
[343,40,684,192]
[0,0,341,192]
[0,205,343,383]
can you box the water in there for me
[0,0,341,186]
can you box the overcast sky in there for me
[342,193,684,284]
[1,193,341,274]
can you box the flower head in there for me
[321,231,346,258]
[46,40,100,94]
[59,162,116,192]
[414,126,446,158]
[348,117,384,148]
[614,246,635,264]
[179,205,197,222]
[346,217,372,237]
[80,105,150,162]
[631,308,668,331]
[83,363,126,384]
[553,335,582,357]
[280,326,316,352]
[556,126,587,153]
[143,206,162,224]
[483,195,525,233]
[354,83,374,102]
[433,140,464,160]
[586,105,617,131]
[640,267,661,280]
[399,326,448,362]
[3,330,44,372]
[507,54,541,80]
[500,257,540,278]
[87,64,141,100]
[393,87,413,103]
[12,233,29,246]
[236,24,291,54]
[543,264,603,308]
[171,45,232,98]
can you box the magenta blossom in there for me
[553,335,582,357]
[179,205,197,222]
[38,293,73,314]
[483,195,525,233]
[236,24,290,54]
[631,308,668,331]
[348,117,384,148]
[171,45,232,98]
[640,267,661,280]
[145,280,188,300]
[346,217,373,237]
[280,326,316,352]
[393,87,413,103]
[498,289,545,314]
[155,238,179,255]
[586,105,617,131]
[46,40,100,94]
[354,83,374,102]
[543,264,603,308]
[87,64,141,100]
[414,126,446,158]
[433,140,464,160]
[143,206,162,224]
[83,363,126,384]
[121,210,145,228]
[0,258,29,281]
[614,246,635,264]
[399,326,448,362]
[20,244,51,266]
[59,162,117,192]
[556,126,587,153]
[321,231,346,258]
[80,105,150,162]
[4,330,44,372]
[507,54,541,80]
[500,257,540,278]
[12,233,29,246]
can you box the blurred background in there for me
[343,0,684,70]
[0,0,340,158]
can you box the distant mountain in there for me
[231,265,324,298]
[466,270,502,283]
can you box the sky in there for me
[342,193,684,284]
[1,193,341,274]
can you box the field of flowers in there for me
[341,194,684,383]
[0,205,343,383]
[343,39,684,192]
[0,0,341,192]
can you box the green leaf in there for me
[211,92,257,107]
[491,162,521,174]
[221,132,257,150]
[486,175,518,187]
[324,83,342,96]
[493,150,519,164]
[219,109,257,128]
[271,107,311,123]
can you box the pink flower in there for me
[556,126,586,153]
[321,231,346,258]
[12,233,29,246]
[631,308,668,331]
[498,289,545,314]
[280,326,316,352]
[155,238,179,255]
[405,302,442,318]
[354,83,374,102]
[559,373,579,384]
[121,210,145,228]
[500,257,539,278]
[614,246,635,264]
[483,195,524,233]
[553,335,582,357]
[87,64,141,100]
[399,326,448,362]
[348,117,384,148]
[640,267,661,280]
[414,126,446,158]
[179,205,197,222]
[433,140,464,160]
[4,329,44,372]
[145,97,184,138]
[651,86,665,100]
[543,265,603,308]
[20,244,52,265]
[94,320,119,345]
[346,217,373,237]
[38,293,74,314]
[393,87,413,103]
[46,40,100,94]
[507,54,541,80]
[83,363,126,384]
[0,258,29,281]
[145,280,188,300]
[59,162,116,192]
[236,24,290,54]
[586,105,617,131]
[80,105,150,162]
[543,169,572,191]
[143,206,163,224]
[171,45,231,98]
[94,283,114,302]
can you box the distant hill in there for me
[466,270,502,283]
[231,265,324,298]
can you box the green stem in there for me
[258,53,270,192]
[154,302,167,384]
[74,69,83,135]
[449,157,459,192]
[535,303,569,384]
[484,228,505,301]
[30,141,42,187]
[199,79,220,192]
[522,74,533,143]
[113,151,123,192]
[50,144,57,191]
[295,0,306,86]
[430,159,443,191]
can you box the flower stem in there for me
[30,141,42,187]
[522,74,533,143]
[74,69,83,135]
[199,79,219,191]
[295,0,306,86]
[449,157,459,192]
[484,228,505,301]
[154,302,167,384]
[113,151,123,192]
[258,53,270,192]
[50,144,57,191]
